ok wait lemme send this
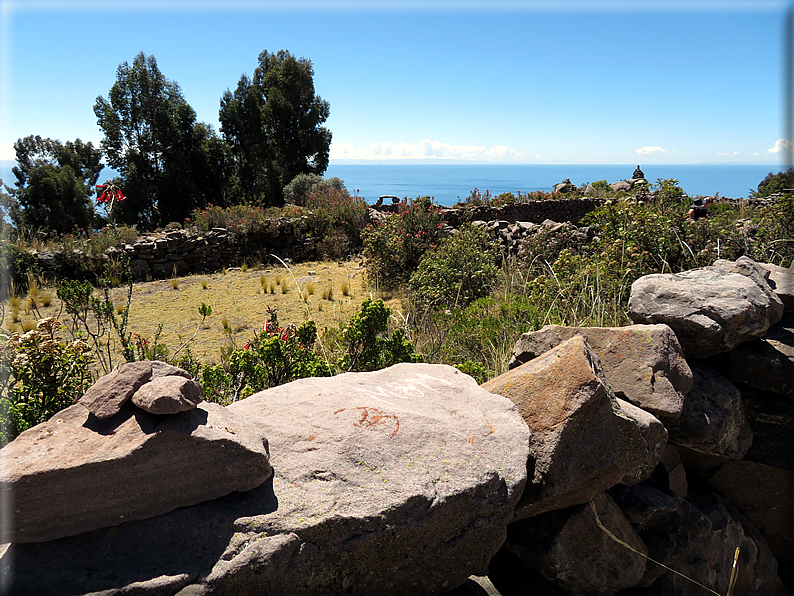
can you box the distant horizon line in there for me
[327,161,789,167]
[1,160,789,168]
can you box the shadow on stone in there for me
[2,475,278,596]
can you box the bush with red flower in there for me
[361,196,447,289]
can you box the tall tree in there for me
[219,49,331,206]
[10,135,103,233]
[94,52,232,228]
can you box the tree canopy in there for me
[219,49,331,206]
[753,167,794,199]
[94,52,232,228]
[9,135,103,233]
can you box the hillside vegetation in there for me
[1,173,792,444]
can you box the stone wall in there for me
[2,257,793,595]
[33,199,605,282]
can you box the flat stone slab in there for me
[3,363,530,595]
[1,401,271,543]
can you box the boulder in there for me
[482,335,649,519]
[77,360,195,419]
[679,389,794,588]
[131,375,204,414]
[608,479,712,587]
[628,266,781,357]
[757,261,794,311]
[665,361,753,459]
[503,491,648,595]
[712,256,784,324]
[3,363,530,595]
[0,400,272,543]
[508,323,692,419]
[611,180,632,192]
[77,360,153,418]
[626,490,788,596]
[615,398,668,485]
[703,313,794,399]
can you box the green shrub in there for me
[0,241,40,297]
[283,173,347,206]
[187,310,332,405]
[0,317,94,445]
[427,294,540,381]
[305,187,369,248]
[336,298,421,372]
[362,196,447,290]
[408,224,498,310]
[752,167,794,198]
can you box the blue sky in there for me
[1,0,792,165]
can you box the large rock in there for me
[3,363,530,595]
[704,312,794,399]
[77,360,153,418]
[131,375,204,414]
[503,491,648,595]
[483,335,649,519]
[608,479,712,587]
[615,398,668,485]
[757,261,794,311]
[712,256,784,325]
[628,266,781,357]
[626,490,788,596]
[0,400,272,543]
[665,361,753,459]
[679,389,794,590]
[508,323,692,419]
[77,360,195,419]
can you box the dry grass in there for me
[1,259,400,367]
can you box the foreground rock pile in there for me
[0,256,792,595]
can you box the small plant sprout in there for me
[241,263,249,273]
[306,282,316,296]
[222,317,231,333]
[201,280,208,290]
[171,278,179,290]
[341,280,350,297]
[259,274,267,292]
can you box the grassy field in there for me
[2,259,404,367]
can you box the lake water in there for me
[2,161,789,207]
[325,163,790,205]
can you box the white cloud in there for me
[329,139,522,162]
[717,151,740,156]
[767,138,794,154]
[635,146,667,156]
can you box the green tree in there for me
[752,167,794,198]
[219,49,332,206]
[9,135,103,233]
[94,52,232,228]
